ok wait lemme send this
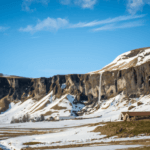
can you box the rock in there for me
[1,47,150,114]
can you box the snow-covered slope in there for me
[0,92,85,123]
[89,47,150,74]
[1,89,150,124]
[1,47,150,124]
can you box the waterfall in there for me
[98,72,103,104]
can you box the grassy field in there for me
[21,139,150,150]
[126,146,150,150]
[93,120,150,138]
[2,120,150,150]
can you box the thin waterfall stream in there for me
[98,72,103,105]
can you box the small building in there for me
[119,112,150,121]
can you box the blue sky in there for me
[0,0,150,78]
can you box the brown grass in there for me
[128,105,136,110]
[43,110,59,116]
[137,101,143,106]
[21,139,150,150]
[130,99,137,104]
[23,142,42,145]
[43,111,53,116]
[101,104,110,109]
[51,105,67,110]
[0,129,53,139]
[126,146,150,150]
[93,120,150,138]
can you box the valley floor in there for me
[1,119,150,150]
[1,91,150,149]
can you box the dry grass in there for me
[93,120,150,138]
[137,101,143,106]
[128,105,136,110]
[99,63,116,72]
[21,139,150,150]
[126,146,150,150]
[51,105,67,110]
[101,104,110,109]
[43,111,58,116]
[130,99,137,104]
[0,129,53,139]
[23,142,42,145]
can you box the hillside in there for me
[0,47,150,123]
[90,47,150,73]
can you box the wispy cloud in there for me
[74,0,97,9]
[60,0,97,9]
[69,14,145,28]
[0,26,9,32]
[22,0,50,12]
[127,0,150,14]
[19,14,145,33]
[19,17,69,33]
[60,0,71,5]
[92,20,144,32]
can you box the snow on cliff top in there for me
[89,47,150,74]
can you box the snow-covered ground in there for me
[1,86,150,149]
[49,145,142,150]
[0,121,149,150]
[1,91,150,128]
[89,48,150,74]
[0,92,85,124]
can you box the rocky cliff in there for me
[0,47,150,114]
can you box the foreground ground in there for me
[1,92,150,150]
[1,119,150,150]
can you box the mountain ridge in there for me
[1,47,150,122]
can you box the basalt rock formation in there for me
[0,47,150,114]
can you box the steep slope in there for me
[90,47,150,73]
[1,47,150,122]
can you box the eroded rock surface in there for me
[1,47,150,113]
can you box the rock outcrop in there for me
[0,47,150,114]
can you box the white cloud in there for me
[19,14,145,33]
[60,0,97,9]
[22,0,50,12]
[74,0,97,9]
[69,14,145,28]
[92,20,144,31]
[0,26,9,32]
[127,0,150,14]
[19,17,69,33]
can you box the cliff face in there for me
[0,47,150,114]
[0,74,100,112]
